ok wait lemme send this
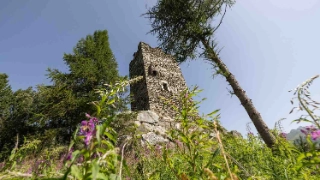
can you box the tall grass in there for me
[0,75,320,180]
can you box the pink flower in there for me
[79,117,98,146]
[311,130,320,141]
[305,125,317,132]
[280,132,287,138]
[85,113,91,118]
[84,131,95,146]
[90,117,99,124]
[300,129,307,135]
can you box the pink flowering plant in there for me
[289,75,320,171]
[62,76,143,180]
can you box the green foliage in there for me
[39,29,127,143]
[63,77,141,180]
[1,30,127,158]
[288,75,320,174]
[1,75,320,179]
[289,75,320,128]
[0,73,13,158]
[0,73,12,121]
[120,84,320,180]
[0,82,39,159]
[144,87,236,179]
[144,0,277,148]
[0,136,67,179]
[2,27,320,180]
[0,76,141,179]
[144,0,235,63]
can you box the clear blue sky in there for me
[1,0,320,135]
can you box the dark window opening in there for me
[163,83,168,91]
[152,70,157,76]
[148,65,158,77]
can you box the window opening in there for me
[163,83,169,91]
[152,70,157,76]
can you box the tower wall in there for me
[129,42,188,119]
[129,45,149,111]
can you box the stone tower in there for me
[129,42,188,120]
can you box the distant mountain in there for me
[286,126,306,141]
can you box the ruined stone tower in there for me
[129,42,188,120]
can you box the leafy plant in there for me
[62,76,143,180]
[289,75,320,174]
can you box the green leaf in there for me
[96,173,108,180]
[71,164,83,180]
[91,160,100,180]
[96,105,102,116]
[105,131,116,143]
[292,118,312,123]
[83,149,90,159]
[107,98,116,105]
[96,125,102,144]
[62,165,72,180]
[207,109,220,117]
[73,126,80,140]
[102,140,115,149]
[180,134,188,144]
[205,147,220,168]
[68,140,75,151]
[109,174,120,180]
[71,150,81,163]
[100,94,107,106]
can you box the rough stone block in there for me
[137,110,159,124]
[142,132,169,145]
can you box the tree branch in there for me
[213,3,227,33]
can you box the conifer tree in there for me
[144,0,276,147]
[0,73,12,122]
[42,30,126,142]
[0,73,13,156]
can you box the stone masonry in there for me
[129,42,188,128]
[124,42,242,146]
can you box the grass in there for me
[1,76,320,180]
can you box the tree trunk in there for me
[200,37,276,148]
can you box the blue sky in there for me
[1,0,320,135]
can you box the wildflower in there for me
[300,129,307,135]
[280,132,287,139]
[165,142,172,150]
[85,113,91,118]
[79,117,97,146]
[311,130,320,140]
[86,130,95,146]
[306,125,317,131]
[80,120,95,135]
[90,117,99,124]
